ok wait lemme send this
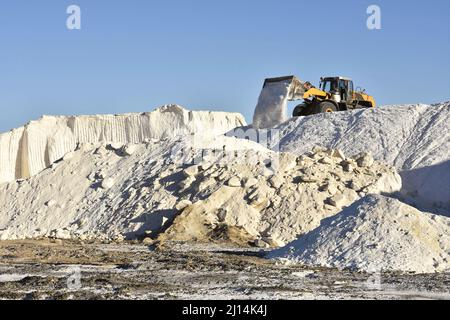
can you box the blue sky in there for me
[0,0,449,131]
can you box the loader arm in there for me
[303,88,328,100]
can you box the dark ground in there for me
[0,240,449,300]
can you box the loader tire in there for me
[293,104,309,117]
[312,101,337,114]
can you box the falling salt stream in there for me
[252,80,292,129]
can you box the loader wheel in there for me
[312,101,337,114]
[293,104,309,117]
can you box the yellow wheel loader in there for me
[264,75,376,117]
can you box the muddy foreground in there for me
[0,240,449,300]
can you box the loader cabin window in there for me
[339,80,347,101]
[337,79,353,102]
[320,79,337,93]
[348,81,354,100]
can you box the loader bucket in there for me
[253,75,307,129]
[263,76,307,101]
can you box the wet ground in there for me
[0,240,449,300]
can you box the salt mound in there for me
[160,147,401,246]
[0,135,268,241]
[271,103,450,170]
[0,139,401,243]
[267,102,450,210]
[0,105,246,184]
[268,194,450,274]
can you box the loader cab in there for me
[320,77,338,93]
[320,77,354,103]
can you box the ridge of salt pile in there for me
[0,105,246,183]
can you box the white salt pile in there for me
[160,147,401,246]
[0,136,401,245]
[0,104,246,183]
[268,194,450,274]
[1,101,449,275]
[252,79,292,129]
[270,102,450,171]
[0,135,267,241]
[264,102,450,211]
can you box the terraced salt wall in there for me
[0,105,246,183]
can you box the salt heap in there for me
[1,101,449,277]
[264,102,450,211]
[0,132,401,243]
[159,147,401,246]
[0,104,246,184]
[270,103,450,170]
[0,134,266,241]
[268,194,450,274]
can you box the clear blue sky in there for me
[0,0,449,131]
